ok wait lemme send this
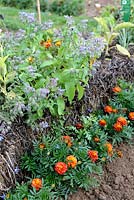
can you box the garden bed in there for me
[0,2,134,199]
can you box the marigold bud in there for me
[105,143,113,156]
[94,137,100,142]
[99,119,106,127]
[75,123,83,129]
[112,86,121,93]
[128,112,134,120]
[104,106,113,113]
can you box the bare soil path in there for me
[69,142,134,200]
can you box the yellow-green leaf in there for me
[114,22,134,31]
[116,44,130,57]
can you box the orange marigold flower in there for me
[112,86,121,93]
[62,136,71,143]
[66,155,77,168]
[99,119,106,127]
[94,137,100,142]
[88,150,98,162]
[117,150,123,158]
[23,198,28,200]
[117,117,127,126]
[31,178,42,191]
[105,143,113,156]
[75,123,83,129]
[104,105,113,113]
[113,122,123,132]
[112,109,118,113]
[55,41,62,47]
[39,143,45,149]
[44,41,52,48]
[128,112,134,120]
[54,162,68,175]
[62,136,72,147]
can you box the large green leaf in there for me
[77,83,84,100]
[40,60,56,68]
[57,97,65,115]
[65,82,75,103]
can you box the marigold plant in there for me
[66,155,77,168]
[99,119,106,126]
[113,122,123,132]
[54,162,68,175]
[117,117,127,126]
[128,112,134,120]
[104,105,113,113]
[31,178,42,191]
[88,150,98,162]
[62,135,72,147]
[105,143,113,156]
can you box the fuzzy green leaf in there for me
[65,82,75,103]
[77,83,84,100]
[57,97,65,115]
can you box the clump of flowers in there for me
[66,155,77,168]
[117,117,127,126]
[31,178,42,191]
[88,150,98,162]
[54,162,68,175]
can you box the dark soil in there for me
[69,142,134,200]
